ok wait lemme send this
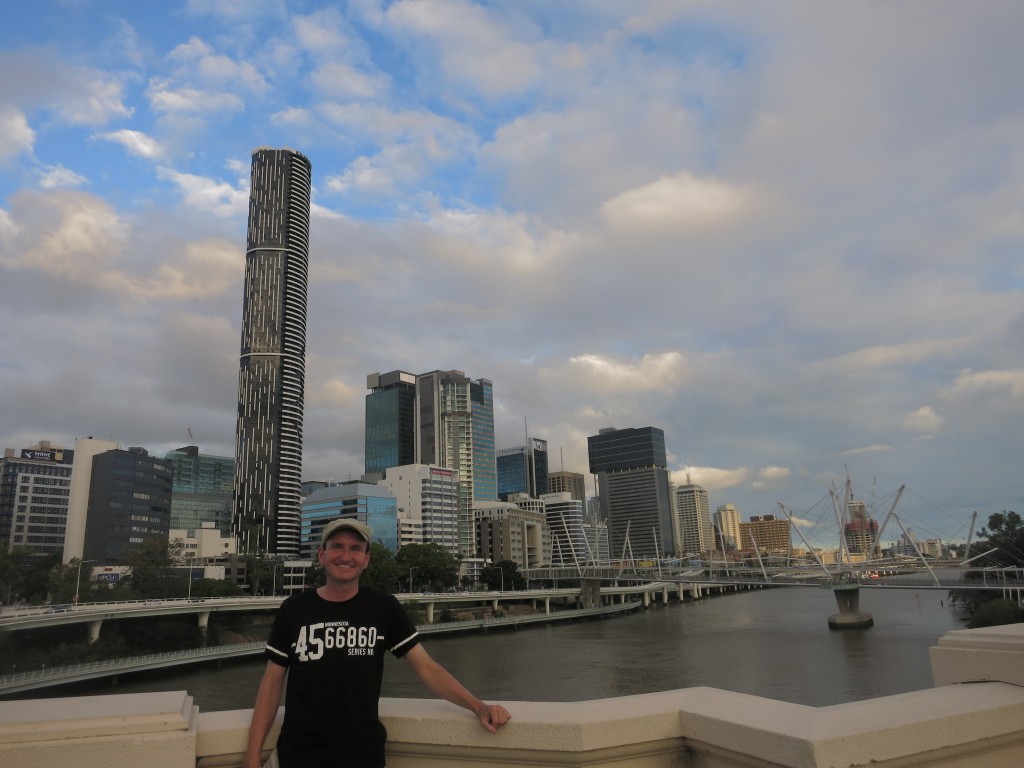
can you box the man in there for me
[245,518,511,767]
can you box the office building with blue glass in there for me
[365,371,417,476]
[365,369,496,558]
[496,438,548,500]
[165,446,233,537]
[299,481,399,559]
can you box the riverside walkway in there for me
[0,600,642,695]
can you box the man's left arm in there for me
[402,643,511,733]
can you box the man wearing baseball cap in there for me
[245,517,511,767]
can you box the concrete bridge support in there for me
[580,580,601,609]
[87,619,102,644]
[828,585,873,629]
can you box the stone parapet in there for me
[1,624,1022,768]
[930,622,1024,687]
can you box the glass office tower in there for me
[365,371,417,476]
[588,426,674,560]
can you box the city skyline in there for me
[1,3,1022,549]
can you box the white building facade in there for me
[380,464,460,555]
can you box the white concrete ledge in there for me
[930,622,1024,687]
[2,624,1022,768]
[0,690,198,768]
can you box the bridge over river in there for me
[3,564,1019,692]
[0,600,644,695]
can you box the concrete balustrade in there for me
[1,623,1022,768]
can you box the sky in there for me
[2,1,1022,549]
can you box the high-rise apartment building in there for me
[496,438,548,499]
[548,470,586,502]
[233,147,312,557]
[843,499,880,556]
[675,478,713,557]
[1,442,74,556]
[587,426,674,560]
[740,514,791,553]
[714,504,742,551]
[365,369,496,558]
[165,446,233,537]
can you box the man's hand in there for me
[476,703,512,734]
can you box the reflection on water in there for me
[42,586,963,711]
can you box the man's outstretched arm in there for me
[244,661,287,768]
[403,643,511,733]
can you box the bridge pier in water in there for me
[828,584,874,629]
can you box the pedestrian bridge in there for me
[0,601,645,695]
[4,566,1019,641]
[0,582,675,641]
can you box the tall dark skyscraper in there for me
[588,426,674,561]
[233,147,312,557]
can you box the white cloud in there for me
[672,466,750,493]
[156,166,250,218]
[38,165,88,189]
[147,82,245,115]
[52,74,134,126]
[146,238,243,300]
[601,171,752,233]
[903,406,944,435]
[838,445,894,456]
[385,0,543,97]
[310,63,388,101]
[0,106,35,162]
[0,190,242,301]
[939,368,1024,402]
[93,129,167,160]
[167,37,269,93]
[0,191,129,291]
[550,352,689,396]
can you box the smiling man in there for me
[245,518,511,768]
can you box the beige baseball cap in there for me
[320,518,373,547]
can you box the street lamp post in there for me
[74,559,96,607]
[408,567,417,594]
[272,563,283,596]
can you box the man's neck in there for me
[317,582,360,602]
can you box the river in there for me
[53,585,964,710]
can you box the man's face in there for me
[318,530,371,584]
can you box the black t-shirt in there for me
[265,587,419,767]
